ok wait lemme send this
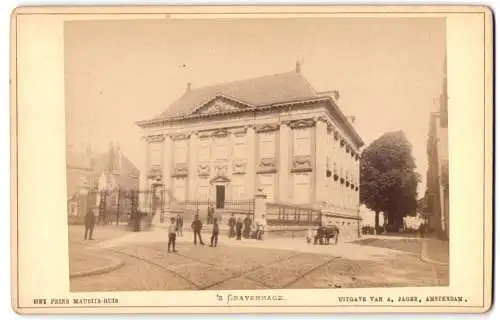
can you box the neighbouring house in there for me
[66,142,140,222]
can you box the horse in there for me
[313,225,340,245]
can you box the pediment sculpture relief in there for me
[194,96,252,116]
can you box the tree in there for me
[360,131,420,232]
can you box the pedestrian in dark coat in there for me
[191,214,205,245]
[228,214,236,238]
[236,218,243,240]
[210,218,220,247]
[168,217,177,253]
[243,215,252,238]
[207,205,215,224]
[84,207,96,240]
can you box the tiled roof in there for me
[155,71,318,119]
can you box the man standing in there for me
[168,217,177,253]
[235,218,243,240]
[83,206,97,240]
[228,214,236,238]
[176,213,184,237]
[191,214,205,246]
[210,217,220,247]
[243,215,252,239]
[207,205,214,224]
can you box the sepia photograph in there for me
[11,5,492,314]
[65,16,449,292]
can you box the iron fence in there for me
[266,202,322,226]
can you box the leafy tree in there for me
[360,131,420,232]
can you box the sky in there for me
[65,17,446,197]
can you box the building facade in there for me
[424,58,449,239]
[136,66,364,226]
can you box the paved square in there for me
[69,227,449,292]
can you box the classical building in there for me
[136,64,364,227]
[424,59,449,239]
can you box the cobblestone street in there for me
[69,226,449,292]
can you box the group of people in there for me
[166,212,267,253]
[227,214,266,240]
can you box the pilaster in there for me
[246,125,257,198]
[188,132,198,200]
[314,116,328,203]
[139,136,150,211]
[278,122,290,202]
[162,134,173,206]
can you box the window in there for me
[174,140,187,164]
[150,142,162,167]
[259,132,276,158]
[259,174,275,202]
[293,128,311,156]
[214,137,229,160]
[197,177,209,200]
[293,173,310,204]
[173,177,186,201]
[198,138,210,162]
[233,136,246,159]
[231,175,245,200]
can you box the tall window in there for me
[214,137,229,161]
[233,135,246,159]
[231,175,245,200]
[173,140,187,164]
[293,128,311,156]
[259,132,276,158]
[197,177,209,200]
[293,173,310,204]
[173,177,186,201]
[198,138,210,162]
[259,174,275,202]
[149,142,162,167]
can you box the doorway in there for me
[216,185,225,209]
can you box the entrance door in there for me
[216,185,225,209]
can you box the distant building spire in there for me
[439,54,448,127]
[295,59,302,73]
[186,82,192,92]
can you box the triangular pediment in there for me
[192,95,254,115]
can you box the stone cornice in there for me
[136,96,364,148]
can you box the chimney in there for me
[186,82,192,92]
[347,116,356,125]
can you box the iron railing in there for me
[266,202,322,226]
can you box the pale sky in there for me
[65,18,446,197]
